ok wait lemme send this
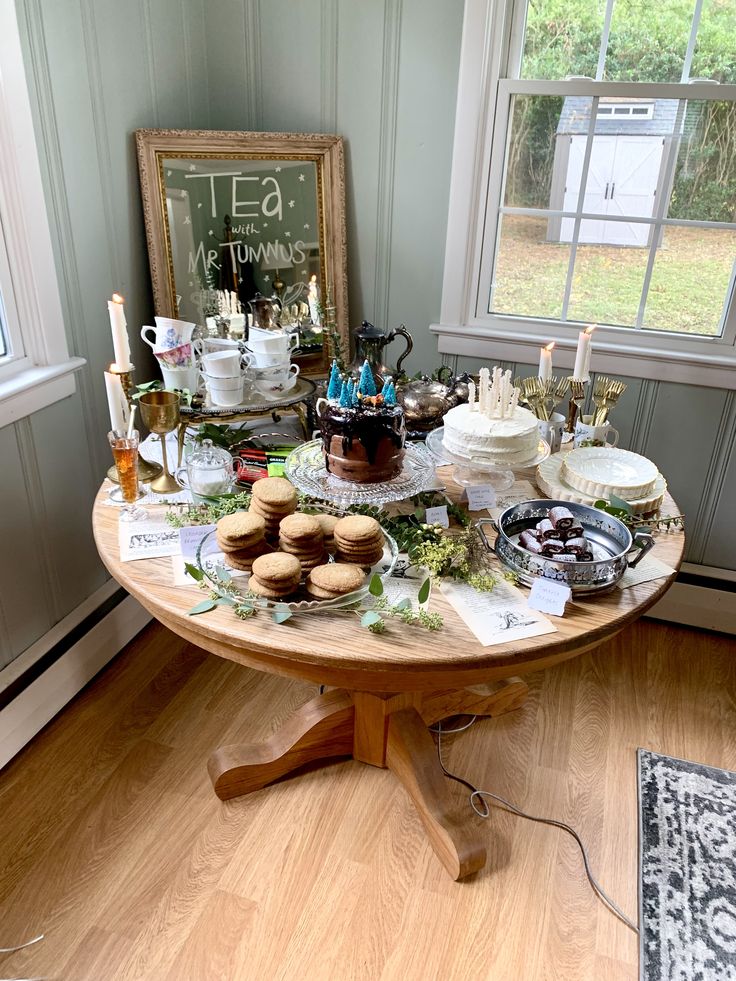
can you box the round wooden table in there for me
[93,473,684,880]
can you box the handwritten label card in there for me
[179,524,216,559]
[528,577,572,617]
[440,579,556,647]
[424,505,450,528]
[487,480,538,518]
[465,485,497,511]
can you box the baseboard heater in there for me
[646,563,736,635]
[0,580,151,770]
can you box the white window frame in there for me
[0,0,84,427]
[431,0,736,389]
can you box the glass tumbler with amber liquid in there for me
[108,430,147,520]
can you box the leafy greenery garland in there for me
[594,496,684,533]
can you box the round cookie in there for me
[251,551,301,585]
[247,576,297,599]
[223,544,272,572]
[332,514,382,544]
[313,513,339,540]
[306,580,345,599]
[279,513,322,543]
[308,563,366,595]
[251,476,298,509]
[217,511,266,546]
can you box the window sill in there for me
[431,322,736,390]
[0,357,86,428]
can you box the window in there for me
[433,0,736,388]
[0,0,84,425]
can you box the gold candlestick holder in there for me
[106,363,164,485]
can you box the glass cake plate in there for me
[194,505,399,614]
[284,439,437,505]
[426,426,550,490]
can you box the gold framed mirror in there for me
[136,129,348,375]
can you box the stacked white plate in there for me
[536,446,666,513]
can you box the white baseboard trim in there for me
[646,580,736,635]
[0,593,151,769]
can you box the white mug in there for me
[141,317,197,352]
[202,349,252,378]
[160,364,200,394]
[203,372,244,407]
[574,415,619,448]
[537,411,565,454]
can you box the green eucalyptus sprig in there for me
[594,496,684,533]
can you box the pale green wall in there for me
[1,0,733,672]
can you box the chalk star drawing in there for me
[303,223,310,230]
[188,163,196,172]
[263,222,268,227]
[285,231,291,237]
[208,230,214,236]
[301,269,307,275]
[298,173,305,182]
[275,166,282,173]
[197,202,203,208]
[288,200,295,208]
[264,274,270,282]
[238,276,243,284]
[189,281,194,287]
[166,170,172,176]
[183,215,191,225]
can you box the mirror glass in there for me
[162,156,325,354]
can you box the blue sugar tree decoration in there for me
[339,380,350,407]
[358,359,377,397]
[380,377,391,397]
[384,382,397,405]
[326,360,342,400]
[350,379,359,406]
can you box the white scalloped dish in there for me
[537,453,666,514]
[560,447,658,501]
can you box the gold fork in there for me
[566,378,587,432]
[592,378,627,425]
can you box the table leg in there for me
[208,688,354,799]
[386,707,486,880]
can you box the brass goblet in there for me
[138,391,181,493]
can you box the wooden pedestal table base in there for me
[208,678,529,880]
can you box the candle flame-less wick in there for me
[585,325,595,335]
[112,292,124,304]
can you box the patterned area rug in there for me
[639,749,736,980]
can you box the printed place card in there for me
[119,520,181,562]
[465,484,497,511]
[487,480,539,518]
[440,579,556,647]
[617,556,677,589]
[528,577,572,617]
[424,504,450,528]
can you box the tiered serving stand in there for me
[426,426,550,491]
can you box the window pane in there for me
[490,215,571,319]
[567,226,650,326]
[690,0,736,84]
[0,292,9,358]
[643,225,736,334]
[520,0,604,80]
[669,101,736,223]
[603,0,692,83]
[504,95,566,209]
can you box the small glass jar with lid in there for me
[175,438,239,500]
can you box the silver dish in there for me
[478,498,655,594]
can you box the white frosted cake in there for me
[443,402,539,465]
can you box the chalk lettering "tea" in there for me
[184,172,283,220]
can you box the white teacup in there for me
[202,349,252,378]
[247,346,293,368]
[160,364,200,394]
[203,372,244,407]
[537,411,566,454]
[574,415,619,448]
[255,361,300,384]
[245,330,296,358]
[254,364,300,398]
[141,317,197,352]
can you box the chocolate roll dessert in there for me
[537,518,562,540]
[548,506,575,531]
[520,530,543,552]
[564,536,589,556]
[563,523,584,541]
[541,539,566,556]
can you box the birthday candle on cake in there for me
[479,367,490,415]
[468,379,476,411]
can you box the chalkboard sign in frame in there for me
[136,128,348,375]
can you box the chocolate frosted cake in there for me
[317,360,406,483]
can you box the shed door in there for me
[560,135,663,247]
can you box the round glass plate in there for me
[425,427,550,490]
[284,440,437,505]
[194,506,399,614]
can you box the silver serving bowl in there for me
[479,499,655,594]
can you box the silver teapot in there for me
[396,367,470,434]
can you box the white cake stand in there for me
[426,427,550,491]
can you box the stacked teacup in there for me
[245,327,301,400]
[200,349,255,407]
[141,317,200,393]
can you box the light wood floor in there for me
[1,618,734,981]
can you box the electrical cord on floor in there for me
[434,719,639,936]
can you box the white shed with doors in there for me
[548,97,677,248]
